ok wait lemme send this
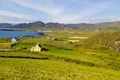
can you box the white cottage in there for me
[31,43,43,52]
[11,37,18,42]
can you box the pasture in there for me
[0,29,120,80]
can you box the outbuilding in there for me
[11,37,19,42]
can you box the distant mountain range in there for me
[0,21,45,28]
[0,21,120,29]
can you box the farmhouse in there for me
[11,37,19,42]
[30,43,43,52]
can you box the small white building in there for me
[30,43,43,52]
[11,37,18,42]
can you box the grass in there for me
[0,57,120,80]
[0,51,47,58]
[0,43,13,49]
[0,29,120,79]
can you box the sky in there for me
[0,0,120,23]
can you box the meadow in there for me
[0,28,120,80]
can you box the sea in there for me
[0,29,44,38]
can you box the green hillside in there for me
[0,54,120,80]
[84,31,120,49]
[0,29,120,80]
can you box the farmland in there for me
[0,28,120,80]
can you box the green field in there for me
[0,29,120,80]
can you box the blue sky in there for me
[0,0,120,23]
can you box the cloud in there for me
[79,1,115,18]
[50,0,115,23]
[0,0,119,23]
[0,9,38,23]
[49,15,80,23]
[0,14,35,23]
[9,0,64,16]
[0,10,32,19]
[58,0,117,23]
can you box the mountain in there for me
[30,21,45,27]
[0,21,120,29]
[0,21,94,29]
[94,21,120,30]
[12,21,45,28]
[46,22,94,29]
[46,22,65,28]
[0,23,13,28]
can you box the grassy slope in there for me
[0,54,120,80]
[84,31,120,49]
[0,47,120,80]
[0,29,120,80]
[14,34,120,70]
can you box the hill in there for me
[94,21,120,30]
[0,23,13,28]
[0,29,120,79]
[84,31,120,49]
[1,21,120,30]
[0,21,94,29]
